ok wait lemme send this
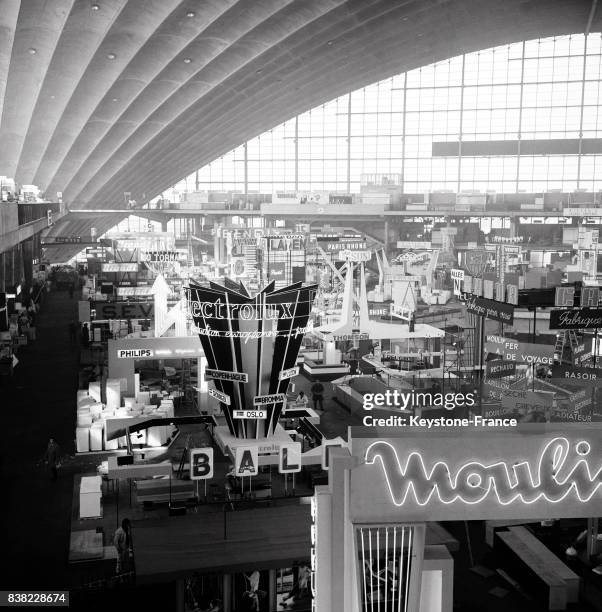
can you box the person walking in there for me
[44,438,61,481]
[68,320,77,344]
[114,518,132,574]
[310,381,325,411]
[68,283,74,299]
[81,323,90,348]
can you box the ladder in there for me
[554,330,580,362]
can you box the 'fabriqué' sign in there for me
[349,426,602,522]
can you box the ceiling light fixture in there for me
[186,10,195,17]
[327,40,334,46]
[107,52,116,60]
[256,69,262,74]
[91,3,100,10]
[112,97,118,102]
[28,48,37,55]
[183,57,192,64]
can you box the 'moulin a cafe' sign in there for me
[349,425,602,522]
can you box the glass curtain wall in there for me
[171,33,602,196]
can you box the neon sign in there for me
[365,438,602,507]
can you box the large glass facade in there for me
[175,33,602,196]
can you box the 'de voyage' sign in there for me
[484,335,554,365]
[349,427,602,522]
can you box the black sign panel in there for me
[485,360,516,378]
[549,308,602,329]
[550,365,602,384]
[464,294,514,324]
[93,302,154,320]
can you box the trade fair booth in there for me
[313,424,602,612]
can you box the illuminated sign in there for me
[188,298,293,320]
[484,334,555,365]
[208,387,231,405]
[350,431,602,522]
[324,241,367,251]
[550,309,602,329]
[117,349,153,359]
[205,368,248,383]
[253,393,286,406]
[190,448,214,480]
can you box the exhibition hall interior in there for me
[3,1,602,611]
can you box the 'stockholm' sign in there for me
[550,308,602,329]
[464,295,514,324]
[208,387,231,405]
[349,427,602,522]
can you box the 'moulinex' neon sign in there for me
[365,437,602,507]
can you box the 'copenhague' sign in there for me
[550,308,602,329]
[349,426,602,522]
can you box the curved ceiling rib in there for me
[84,0,599,207]
[0,0,597,216]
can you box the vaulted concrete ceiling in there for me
[1,0,599,230]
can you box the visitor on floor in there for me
[44,438,61,481]
[114,518,132,574]
[68,320,77,344]
[310,381,324,411]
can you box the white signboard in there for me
[117,349,153,359]
[190,448,214,480]
[279,442,302,474]
[253,393,286,406]
[205,368,248,383]
[234,445,259,476]
[101,263,139,273]
[233,409,268,419]
[337,250,371,262]
[209,387,231,405]
[116,286,154,297]
[279,366,300,381]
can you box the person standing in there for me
[81,323,90,348]
[310,381,325,411]
[68,320,77,344]
[114,518,132,574]
[68,283,74,299]
[44,438,61,481]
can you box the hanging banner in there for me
[190,448,214,480]
[485,360,516,379]
[234,445,259,476]
[464,295,514,324]
[101,263,139,273]
[484,335,555,365]
[549,308,602,329]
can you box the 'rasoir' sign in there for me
[349,427,602,522]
